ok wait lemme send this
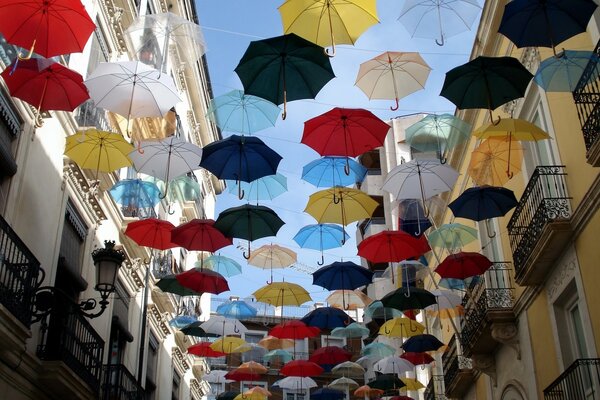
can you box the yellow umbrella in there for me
[326,290,372,310]
[468,137,524,186]
[400,377,425,391]
[234,393,267,400]
[253,282,312,307]
[210,336,247,354]
[427,304,464,320]
[258,335,295,350]
[248,244,297,283]
[244,386,272,397]
[378,317,425,338]
[237,361,269,374]
[279,0,378,56]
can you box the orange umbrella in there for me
[237,361,268,374]
[258,335,295,350]
[468,137,523,186]
[354,385,384,398]
[244,387,272,397]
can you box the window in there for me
[145,334,158,399]
[321,335,345,348]
[59,201,87,277]
[294,338,309,360]
[284,389,307,400]
[109,280,133,365]
[172,370,180,400]
[87,26,108,77]
[241,382,267,392]
[554,282,590,366]
[522,104,560,178]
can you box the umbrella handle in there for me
[435,36,445,46]
[390,98,399,111]
[17,40,36,60]
[238,182,245,200]
[317,254,325,266]
[34,113,44,128]
[282,90,287,120]
[489,109,501,126]
[243,242,251,259]
[485,219,497,238]
[325,46,336,57]
[344,158,351,176]
[384,326,391,334]
[234,325,240,333]
[410,323,418,332]
[167,203,175,215]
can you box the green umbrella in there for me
[405,114,472,162]
[156,275,201,296]
[180,321,219,338]
[380,287,437,311]
[234,33,335,119]
[427,222,478,250]
[264,349,294,363]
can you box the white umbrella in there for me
[428,289,462,310]
[373,356,414,375]
[84,61,181,118]
[200,315,248,336]
[276,376,317,390]
[203,370,233,384]
[329,377,359,391]
[332,361,365,377]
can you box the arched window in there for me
[501,384,527,400]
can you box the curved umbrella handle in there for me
[17,40,36,61]
[317,254,325,266]
[435,36,445,46]
[167,203,175,215]
[344,158,351,176]
[410,323,418,332]
[238,182,245,200]
[325,45,336,58]
[384,326,391,335]
[243,241,251,259]
[439,155,447,164]
[489,109,501,126]
[34,112,44,128]
[333,192,341,204]
[282,90,288,120]
[485,219,497,238]
[234,325,240,333]
[390,98,399,111]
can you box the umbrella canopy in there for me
[302,157,368,188]
[276,376,318,390]
[400,378,424,391]
[203,370,233,384]
[435,251,493,279]
[373,356,414,375]
[248,244,297,282]
[237,343,268,361]
[65,130,133,177]
[361,342,395,359]
[354,386,384,398]
[269,320,320,340]
[310,346,352,366]
[225,370,262,382]
[282,360,325,377]
[401,334,445,352]
[264,349,294,363]
[467,137,524,186]
[378,317,425,338]
[405,114,471,161]
[217,392,240,400]
[234,392,267,400]
[211,337,249,354]
[207,89,280,134]
[332,361,365,377]
[398,0,481,45]
[180,321,219,338]
[169,315,197,329]
[237,361,268,374]
[427,223,478,250]
[311,388,345,400]
[253,282,312,307]
[188,342,228,358]
[293,224,349,266]
[242,387,272,397]
[329,377,359,391]
[380,287,437,311]
[355,51,431,110]
[367,374,405,391]
[203,255,243,277]
[305,187,379,228]
[534,50,600,92]
[327,290,372,311]
[176,269,230,295]
[217,300,258,319]
[156,275,201,296]
[363,301,404,321]
[331,322,370,339]
[171,219,233,253]
[200,315,248,336]
[382,261,429,286]
[448,186,518,221]
[0,0,95,58]
[227,174,288,202]
[440,56,533,123]
[109,179,161,211]
[313,262,374,295]
[358,230,430,265]
[429,289,462,310]
[400,352,434,366]
[124,218,177,250]
[258,335,295,350]
[234,33,335,119]
[84,61,181,118]
[301,306,355,329]
[397,199,433,237]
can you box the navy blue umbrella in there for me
[448,186,518,222]
[313,262,374,309]
[401,334,445,352]
[311,388,346,400]
[397,199,432,237]
[300,306,355,329]
[200,134,283,199]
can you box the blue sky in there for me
[195,0,481,304]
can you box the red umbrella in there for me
[301,108,389,173]
[309,346,352,365]
[124,218,177,250]
[400,352,434,366]
[225,370,262,382]
[388,396,414,400]
[0,0,95,58]
[187,342,227,358]
[435,251,492,279]
[358,230,430,263]
[269,320,320,340]
[176,269,230,295]
[171,219,233,254]
[281,360,324,377]
[1,58,89,120]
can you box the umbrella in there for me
[378,318,425,338]
[214,204,285,258]
[226,174,288,202]
[211,337,249,354]
[207,89,280,134]
[203,370,233,384]
[439,277,469,290]
[279,0,378,56]
[467,137,524,186]
[217,392,240,400]
[156,275,201,296]
[234,33,335,119]
[225,370,262,382]
[301,306,355,329]
[236,361,268,374]
[361,343,395,359]
[332,361,365,377]
[200,315,248,336]
[535,50,600,92]
[428,289,462,310]
[380,287,437,311]
[202,255,243,277]
[109,179,161,214]
[169,315,197,329]
[301,108,390,173]
[358,230,430,269]
[2,58,89,124]
[397,199,435,237]
[427,223,478,250]
[187,342,227,358]
[400,352,434,366]
[171,219,232,255]
[354,386,384,398]
[373,356,414,375]
[237,343,268,361]
[176,269,230,295]
[326,290,372,311]
[331,322,370,339]
[276,376,318,390]
[367,375,405,391]
[405,114,471,162]
[313,262,373,294]
[180,321,219,338]
[200,135,283,199]
[258,335,295,350]
[400,378,424,391]
[269,320,320,340]
[248,244,297,283]
[125,12,205,72]
[363,301,404,321]
[124,218,177,250]
[401,334,445,352]
[355,51,431,110]
[0,0,95,58]
[217,300,258,319]
[440,56,533,124]
[435,251,493,279]
[329,377,359,391]
[382,261,429,286]
[448,186,518,222]
[84,61,181,118]
[311,388,346,400]
[282,360,324,377]
[253,282,312,307]
[237,387,271,400]
[147,175,202,203]
[264,349,293,363]
[294,224,349,266]
[498,0,598,56]
[302,157,368,189]
[310,346,352,366]
[398,0,481,46]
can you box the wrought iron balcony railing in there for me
[101,364,144,400]
[507,166,571,280]
[573,40,600,153]
[0,215,41,328]
[543,358,600,400]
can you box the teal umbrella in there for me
[331,322,370,338]
[361,342,395,359]
[264,349,294,363]
[226,173,287,202]
[363,301,403,321]
[207,89,280,134]
[156,275,201,296]
[427,223,478,250]
[201,255,243,277]
[534,50,600,92]
[405,114,471,162]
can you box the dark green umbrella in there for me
[380,287,436,311]
[214,204,285,259]
[217,391,239,400]
[367,374,406,392]
[440,56,533,124]
[156,275,201,296]
[180,321,219,338]
[234,33,335,119]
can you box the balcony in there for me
[543,358,600,399]
[442,335,474,399]
[75,100,112,132]
[507,166,572,285]
[425,375,445,400]
[573,40,600,166]
[101,364,144,400]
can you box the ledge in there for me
[0,304,30,350]
[37,361,95,400]
[586,134,600,167]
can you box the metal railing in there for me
[0,216,41,328]
[573,40,600,152]
[544,358,600,399]
[507,166,571,277]
[75,100,112,132]
[101,364,144,400]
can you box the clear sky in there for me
[195,0,481,304]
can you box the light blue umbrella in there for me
[405,114,471,162]
[293,224,349,265]
[264,349,293,363]
[226,173,287,202]
[302,156,367,187]
[169,315,197,329]
[201,255,243,277]
[427,222,478,250]
[360,342,395,359]
[109,179,161,209]
[534,50,600,92]
[331,322,369,338]
[216,300,258,319]
[207,89,280,134]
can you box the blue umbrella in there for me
[311,388,345,400]
[169,315,197,329]
[109,179,161,213]
[206,89,280,134]
[331,322,370,338]
[216,300,258,319]
[293,224,349,265]
[264,349,293,363]
[448,186,518,222]
[438,277,467,290]
[201,255,243,277]
[200,135,283,199]
[313,262,374,308]
[226,173,287,202]
[302,156,367,188]
[300,306,355,329]
[401,334,445,352]
[361,342,395,359]
[535,50,600,92]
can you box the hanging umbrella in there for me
[236,361,268,374]
[294,224,349,266]
[404,114,472,162]
[397,0,481,46]
[211,337,249,354]
[329,377,359,391]
[169,315,197,329]
[203,370,233,384]
[331,322,370,339]
[380,287,437,311]
[401,334,445,352]
[248,244,297,284]
[214,204,285,258]
[435,251,493,279]
[427,223,478,250]
[217,300,258,319]
[400,352,434,367]
[226,174,288,202]
[124,218,177,250]
[225,370,262,382]
[109,179,161,214]
[301,306,355,329]
[125,12,205,71]
[397,199,436,237]
[534,50,600,92]
[217,392,241,400]
[440,56,533,124]
[282,360,324,377]
[279,0,378,56]
[332,361,365,377]
[202,255,243,277]
[276,376,318,390]
[258,335,295,350]
[0,0,95,59]
[156,275,201,296]
[378,318,425,338]
[201,135,283,199]
[207,89,280,134]
[180,321,219,338]
[269,320,320,340]
[84,61,181,118]
[449,186,518,222]
[373,356,414,375]
[439,277,468,290]
[237,343,268,361]
[264,349,294,363]
[358,230,430,268]
[301,108,390,173]
[253,282,312,307]
[326,290,372,311]
[310,346,352,366]
[171,219,233,256]
[429,289,462,311]
[313,263,373,308]
[355,51,431,110]
[311,388,346,400]
[361,342,395,359]
[400,378,425,391]
[367,375,406,391]
[302,157,368,189]
[237,387,271,400]
[165,175,201,202]
[187,342,227,358]
[382,261,429,286]
[498,0,598,56]
[200,316,248,336]
[175,269,230,295]
[234,33,335,119]
[363,301,404,321]
[468,137,524,186]
[354,386,384,398]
